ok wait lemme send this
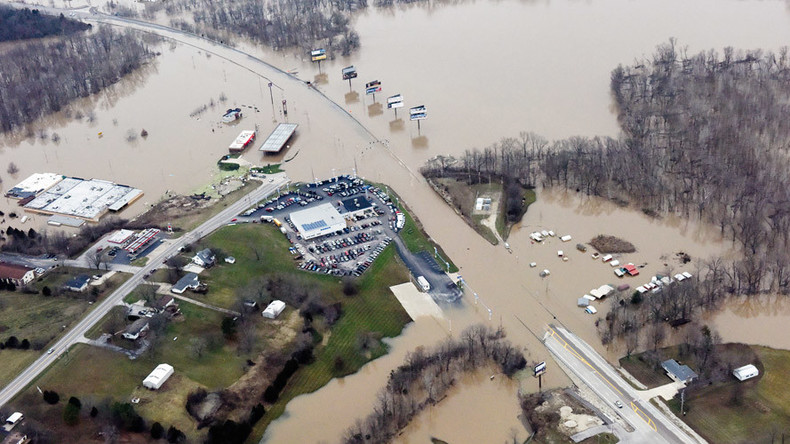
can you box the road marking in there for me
[547,327,659,432]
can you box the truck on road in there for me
[417,276,430,292]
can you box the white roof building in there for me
[290,203,346,240]
[143,364,174,390]
[262,300,286,319]
[733,364,759,381]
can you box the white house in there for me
[0,263,36,286]
[122,318,150,340]
[262,300,286,319]
[143,363,174,390]
[192,249,216,268]
[733,364,759,381]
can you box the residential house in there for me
[192,249,216,268]
[661,359,698,384]
[122,318,150,340]
[64,275,91,292]
[0,263,36,287]
[171,273,200,294]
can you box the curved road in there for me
[0,173,289,408]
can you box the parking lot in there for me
[238,176,405,277]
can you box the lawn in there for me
[665,346,790,443]
[619,355,672,389]
[496,187,536,240]
[248,242,412,440]
[0,268,129,386]
[14,217,413,442]
[11,300,260,442]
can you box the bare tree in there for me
[6,162,18,175]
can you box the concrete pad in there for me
[637,380,685,402]
[389,282,444,321]
[183,263,205,274]
[90,270,117,286]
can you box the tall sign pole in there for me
[310,48,327,72]
[410,105,427,133]
[342,66,358,91]
[366,80,382,102]
[387,94,404,118]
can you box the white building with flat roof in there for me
[733,364,759,381]
[290,203,346,240]
[143,364,174,390]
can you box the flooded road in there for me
[2,0,789,442]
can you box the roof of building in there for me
[6,173,63,199]
[143,363,174,387]
[733,364,759,380]
[195,249,215,263]
[229,130,256,150]
[0,262,34,280]
[259,123,298,153]
[172,273,200,293]
[6,412,23,424]
[662,359,698,381]
[24,177,143,221]
[341,196,373,213]
[124,318,149,335]
[289,203,346,240]
[152,295,174,310]
[64,275,91,290]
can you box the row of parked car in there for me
[310,231,374,254]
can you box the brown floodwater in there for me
[3,0,790,442]
[706,295,790,350]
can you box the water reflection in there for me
[344,91,360,104]
[410,134,428,148]
[367,102,384,117]
[389,118,404,131]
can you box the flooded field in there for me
[3,0,790,441]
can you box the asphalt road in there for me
[0,174,289,409]
[544,325,694,444]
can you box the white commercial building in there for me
[262,300,286,319]
[24,177,143,221]
[733,364,759,381]
[143,363,174,390]
[290,203,346,240]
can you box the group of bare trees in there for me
[343,325,526,444]
[424,41,790,299]
[161,0,362,55]
[0,25,154,133]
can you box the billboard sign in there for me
[342,66,358,80]
[534,361,547,377]
[410,105,427,120]
[365,80,382,95]
[387,94,404,109]
[310,48,326,62]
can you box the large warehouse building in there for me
[290,203,346,240]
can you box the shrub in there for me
[43,390,60,404]
[63,402,80,425]
[151,422,164,439]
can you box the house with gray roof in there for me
[171,273,200,294]
[192,249,216,268]
[661,359,698,384]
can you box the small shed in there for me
[560,235,572,242]
[576,243,587,252]
[224,256,236,264]
[262,300,286,319]
[5,412,23,426]
[577,297,590,307]
[733,364,759,381]
[143,364,174,390]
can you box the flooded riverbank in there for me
[4,0,790,441]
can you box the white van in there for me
[416,276,430,292]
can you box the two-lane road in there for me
[0,174,290,409]
[544,325,697,444]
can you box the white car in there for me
[47,348,54,354]
[615,400,624,409]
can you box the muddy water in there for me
[3,0,788,441]
[706,295,790,350]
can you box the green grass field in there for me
[18,223,412,442]
[497,187,536,241]
[397,201,459,273]
[665,346,790,443]
[0,269,129,386]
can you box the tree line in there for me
[423,41,790,299]
[343,324,526,444]
[0,5,90,42]
[0,25,154,133]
